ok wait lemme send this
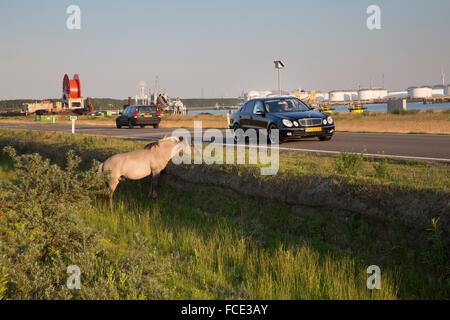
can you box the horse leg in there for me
[150,173,160,199]
[108,178,120,209]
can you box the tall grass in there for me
[84,182,399,300]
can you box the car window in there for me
[242,101,255,114]
[128,106,136,116]
[138,105,156,113]
[123,107,131,116]
[253,100,265,114]
[264,98,310,113]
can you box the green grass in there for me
[0,128,449,299]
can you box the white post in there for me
[72,119,75,134]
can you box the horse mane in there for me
[144,141,159,150]
[143,136,182,150]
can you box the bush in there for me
[0,147,168,299]
[335,151,364,176]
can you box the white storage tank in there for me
[329,90,346,102]
[446,85,450,96]
[358,89,374,100]
[343,91,358,100]
[432,85,445,97]
[408,86,432,98]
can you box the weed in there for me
[335,150,365,176]
[374,157,390,179]
[424,218,448,271]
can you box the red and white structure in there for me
[62,74,84,111]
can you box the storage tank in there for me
[342,91,358,100]
[446,85,450,96]
[358,89,374,100]
[407,86,432,98]
[329,90,346,102]
[432,85,445,97]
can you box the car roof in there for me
[247,96,298,102]
[127,104,154,108]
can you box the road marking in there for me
[1,124,449,162]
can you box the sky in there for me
[0,0,449,99]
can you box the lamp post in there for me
[274,60,285,96]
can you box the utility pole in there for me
[274,60,285,96]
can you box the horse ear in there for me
[178,136,184,142]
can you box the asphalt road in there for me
[1,122,449,162]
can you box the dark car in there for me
[229,97,335,143]
[116,105,161,129]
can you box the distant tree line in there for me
[0,98,243,112]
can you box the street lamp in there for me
[274,60,285,96]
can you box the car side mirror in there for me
[119,112,123,115]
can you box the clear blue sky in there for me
[1,0,449,99]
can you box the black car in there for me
[116,105,161,129]
[229,97,335,143]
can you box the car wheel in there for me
[319,135,332,141]
[267,124,280,144]
[140,125,145,128]
[233,123,244,144]
[153,123,159,129]
[128,120,134,129]
[116,123,121,129]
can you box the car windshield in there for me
[264,98,310,113]
[138,106,156,113]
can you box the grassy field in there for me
[0,129,448,299]
[332,110,450,134]
[1,109,449,133]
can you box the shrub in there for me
[0,147,169,299]
[335,151,364,176]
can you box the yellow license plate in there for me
[144,115,153,117]
[306,127,322,132]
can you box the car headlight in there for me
[282,119,293,127]
[327,116,333,124]
[293,121,299,127]
[323,119,327,125]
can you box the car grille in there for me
[298,118,322,127]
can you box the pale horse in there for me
[98,136,189,208]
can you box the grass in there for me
[0,128,449,299]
